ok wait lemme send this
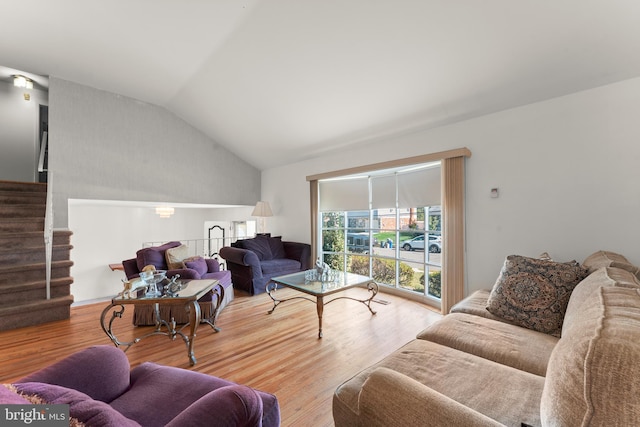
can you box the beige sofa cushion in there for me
[417,312,558,376]
[541,286,640,426]
[486,255,588,336]
[358,368,505,427]
[450,289,510,321]
[333,339,544,427]
[582,250,640,278]
[562,267,640,335]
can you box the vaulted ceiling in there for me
[2,1,640,170]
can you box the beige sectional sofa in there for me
[333,251,640,426]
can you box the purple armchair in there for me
[2,345,280,426]
[219,235,311,295]
[122,241,234,326]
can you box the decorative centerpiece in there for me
[139,266,166,298]
[164,275,183,297]
[306,258,340,283]
[118,278,147,299]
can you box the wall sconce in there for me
[13,75,33,101]
[13,75,33,89]
[251,201,273,234]
[155,207,175,218]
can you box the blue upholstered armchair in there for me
[219,235,311,295]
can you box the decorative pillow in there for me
[538,252,553,261]
[4,384,85,426]
[12,382,139,427]
[486,255,589,336]
[205,258,220,273]
[2,383,31,404]
[267,236,287,260]
[184,256,207,276]
[582,250,640,278]
[236,236,273,261]
[165,244,189,270]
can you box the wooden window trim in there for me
[306,147,471,182]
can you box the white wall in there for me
[262,76,640,295]
[69,202,253,303]
[0,80,48,182]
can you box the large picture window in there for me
[308,148,470,313]
[319,163,443,301]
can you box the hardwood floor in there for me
[0,287,442,426]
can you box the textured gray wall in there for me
[49,78,260,227]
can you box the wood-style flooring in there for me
[0,287,442,426]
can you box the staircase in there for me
[0,180,74,331]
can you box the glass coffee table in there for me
[100,279,222,365]
[266,271,378,338]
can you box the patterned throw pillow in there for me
[486,255,589,336]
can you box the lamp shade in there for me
[251,201,273,217]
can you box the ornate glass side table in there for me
[100,279,221,365]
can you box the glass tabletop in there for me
[271,271,374,296]
[113,279,217,303]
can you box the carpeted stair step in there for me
[0,190,47,205]
[0,277,74,307]
[0,180,74,331]
[0,218,44,233]
[0,295,74,332]
[0,231,71,250]
[0,260,73,286]
[0,244,73,267]
[0,204,46,218]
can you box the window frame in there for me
[307,147,471,314]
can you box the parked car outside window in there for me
[401,235,441,253]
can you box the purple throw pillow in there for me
[205,258,220,273]
[268,236,286,259]
[237,236,272,261]
[185,257,207,276]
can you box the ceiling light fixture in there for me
[13,75,33,90]
[155,207,175,218]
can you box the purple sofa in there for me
[122,241,234,326]
[219,235,311,295]
[1,345,280,426]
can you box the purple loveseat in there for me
[122,241,234,326]
[219,235,311,295]
[1,345,280,426]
